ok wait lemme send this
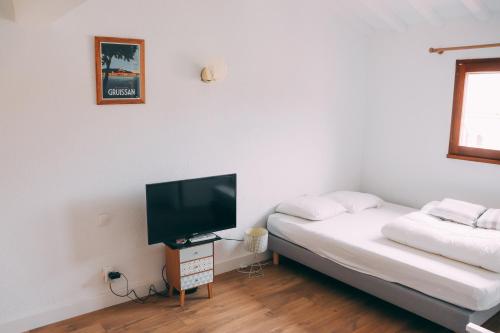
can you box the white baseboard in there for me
[0,252,270,333]
[215,251,271,275]
[0,279,165,333]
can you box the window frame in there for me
[448,58,500,165]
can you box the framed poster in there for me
[95,36,145,105]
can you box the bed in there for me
[267,202,500,333]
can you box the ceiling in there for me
[1,0,499,29]
[336,0,500,34]
[0,0,86,23]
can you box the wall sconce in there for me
[200,59,227,83]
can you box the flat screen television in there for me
[146,174,236,244]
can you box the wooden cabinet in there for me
[165,242,214,306]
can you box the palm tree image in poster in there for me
[100,42,140,99]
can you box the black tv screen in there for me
[146,174,236,244]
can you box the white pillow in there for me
[276,195,346,221]
[428,198,486,226]
[477,209,500,230]
[421,201,440,214]
[323,191,383,213]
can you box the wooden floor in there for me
[32,258,500,333]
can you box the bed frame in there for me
[269,233,499,333]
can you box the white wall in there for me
[0,0,367,331]
[361,18,500,209]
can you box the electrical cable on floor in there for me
[214,233,271,276]
[108,265,170,304]
[161,264,169,292]
[109,236,250,303]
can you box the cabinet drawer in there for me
[181,270,213,290]
[180,257,213,276]
[179,243,213,263]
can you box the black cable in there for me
[109,273,148,304]
[214,233,243,242]
[108,265,170,304]
[161,264,169,292]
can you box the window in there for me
[448,58,500,165]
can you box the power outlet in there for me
[97,213,111,227]
[102,266,114,283]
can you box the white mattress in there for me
[267,203,500,311]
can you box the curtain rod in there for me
[429,42,500,54]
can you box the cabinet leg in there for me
[179,290,185,306]
[168,285,173,297]
[273,252,280,265]
[207,283,213,299]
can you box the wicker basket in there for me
[243,227,268,254]
[239,227,269,278]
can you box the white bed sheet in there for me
[267,202,500,311]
